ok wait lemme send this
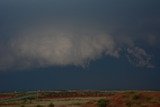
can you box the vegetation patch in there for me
[48,102,54,107]
[97,99,109,107]
[36,104,44,107]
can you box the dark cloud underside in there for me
[0,0,160,70]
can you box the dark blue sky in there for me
[0,0,160,91]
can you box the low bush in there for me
[126,101,132,107]
[48,102,54,107]
[97,99,109,107]
[36,105,44,107]
[132,94,140,100]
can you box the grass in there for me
[1,91,160,107]
[0,97,101,107]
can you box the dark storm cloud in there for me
[0,0,160,70]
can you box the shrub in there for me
[48,103,54,107]
[36,105,44,107]
[97,99,109,107]
[132,94,140,100]
[126,102,132,107]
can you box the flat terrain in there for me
[0,91,160,107]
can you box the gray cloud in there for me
[0,26,121,70]
[0,0,158,71]
[126,47,154,68]
[0,23,155,71]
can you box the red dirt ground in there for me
[83,91,160,107]
[0,91,160,107]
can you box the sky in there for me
[0,0,160,91]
